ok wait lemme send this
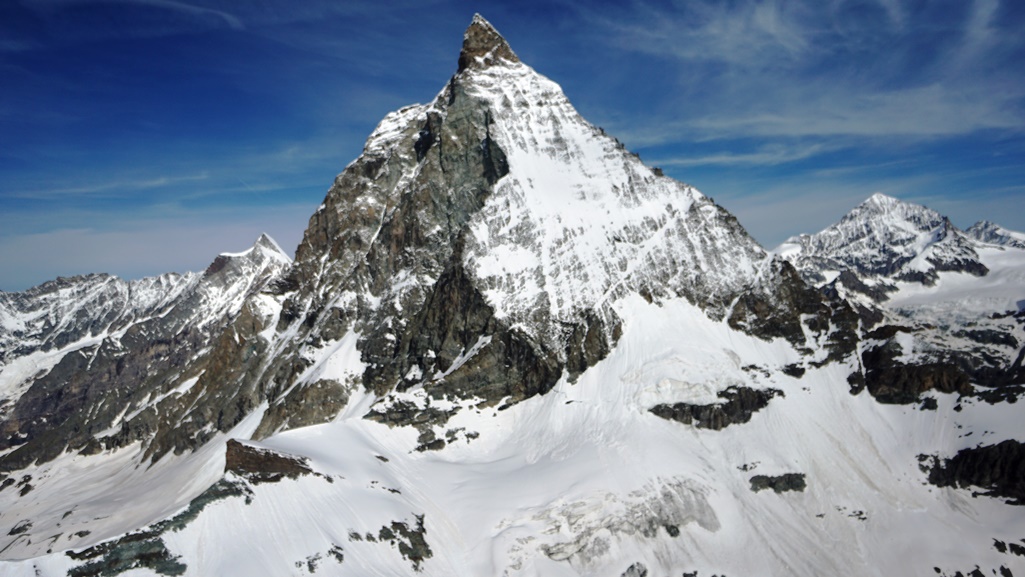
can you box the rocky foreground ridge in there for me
[0,15,1023,577]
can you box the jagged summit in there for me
[776,193,987,287]
[457,14,519,72]
[217,233,289,262]
[254,232,288,257]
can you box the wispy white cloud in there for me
[21,0,244,33]
[9,172,210,199]
[687,82,1025,139]
[600,0,813,66]
[111,0,243,29]
[651,142,832,167]
[571,0,1025,153]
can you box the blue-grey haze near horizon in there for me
[1,0,1023,291]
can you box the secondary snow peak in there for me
[458,14,519,72]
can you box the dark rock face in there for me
[364,258,561,403]
[621,562,648,577]
[926,440,1025,505]
[857,320,1024,401]
[224,439,312,484]
[750,473,807,494]
[859,340,972,404]
[827,269,894,303]
[935,565,1015,577]
[728,258,858,360]
[650,387,783,431]
[377,515,432,572]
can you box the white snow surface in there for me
[2,295,1021,576]
[888,245,1025,313]
[459,61,764,327]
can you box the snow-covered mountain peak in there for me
[253,232,291,261]
[458,13,519,72]
[841,192,943,230]
[966,220,1025,250]
[776,193,986,288]
[276,13,842,440]
[213,233,290,265]
[429,19,775,335]
[863,191,903,209]
[295,15,790,349]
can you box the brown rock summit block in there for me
[225,439,312,483]
[458,14,519,72]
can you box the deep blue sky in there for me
[2,0,1023,291]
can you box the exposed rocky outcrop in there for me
[377,515,432,572]
[650,387,783,430]
[750,473,807,494]
[729,259,860,361]
[859,340,972,404]
[926,440,1025,505]
[458,14,519,72]
[224,439,312,483]
[621,562,648,577]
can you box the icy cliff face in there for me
[776,192,987,287]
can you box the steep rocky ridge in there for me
[0,234,290,470]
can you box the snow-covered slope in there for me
[1,15,1023,577]
[4,296,1022,576]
